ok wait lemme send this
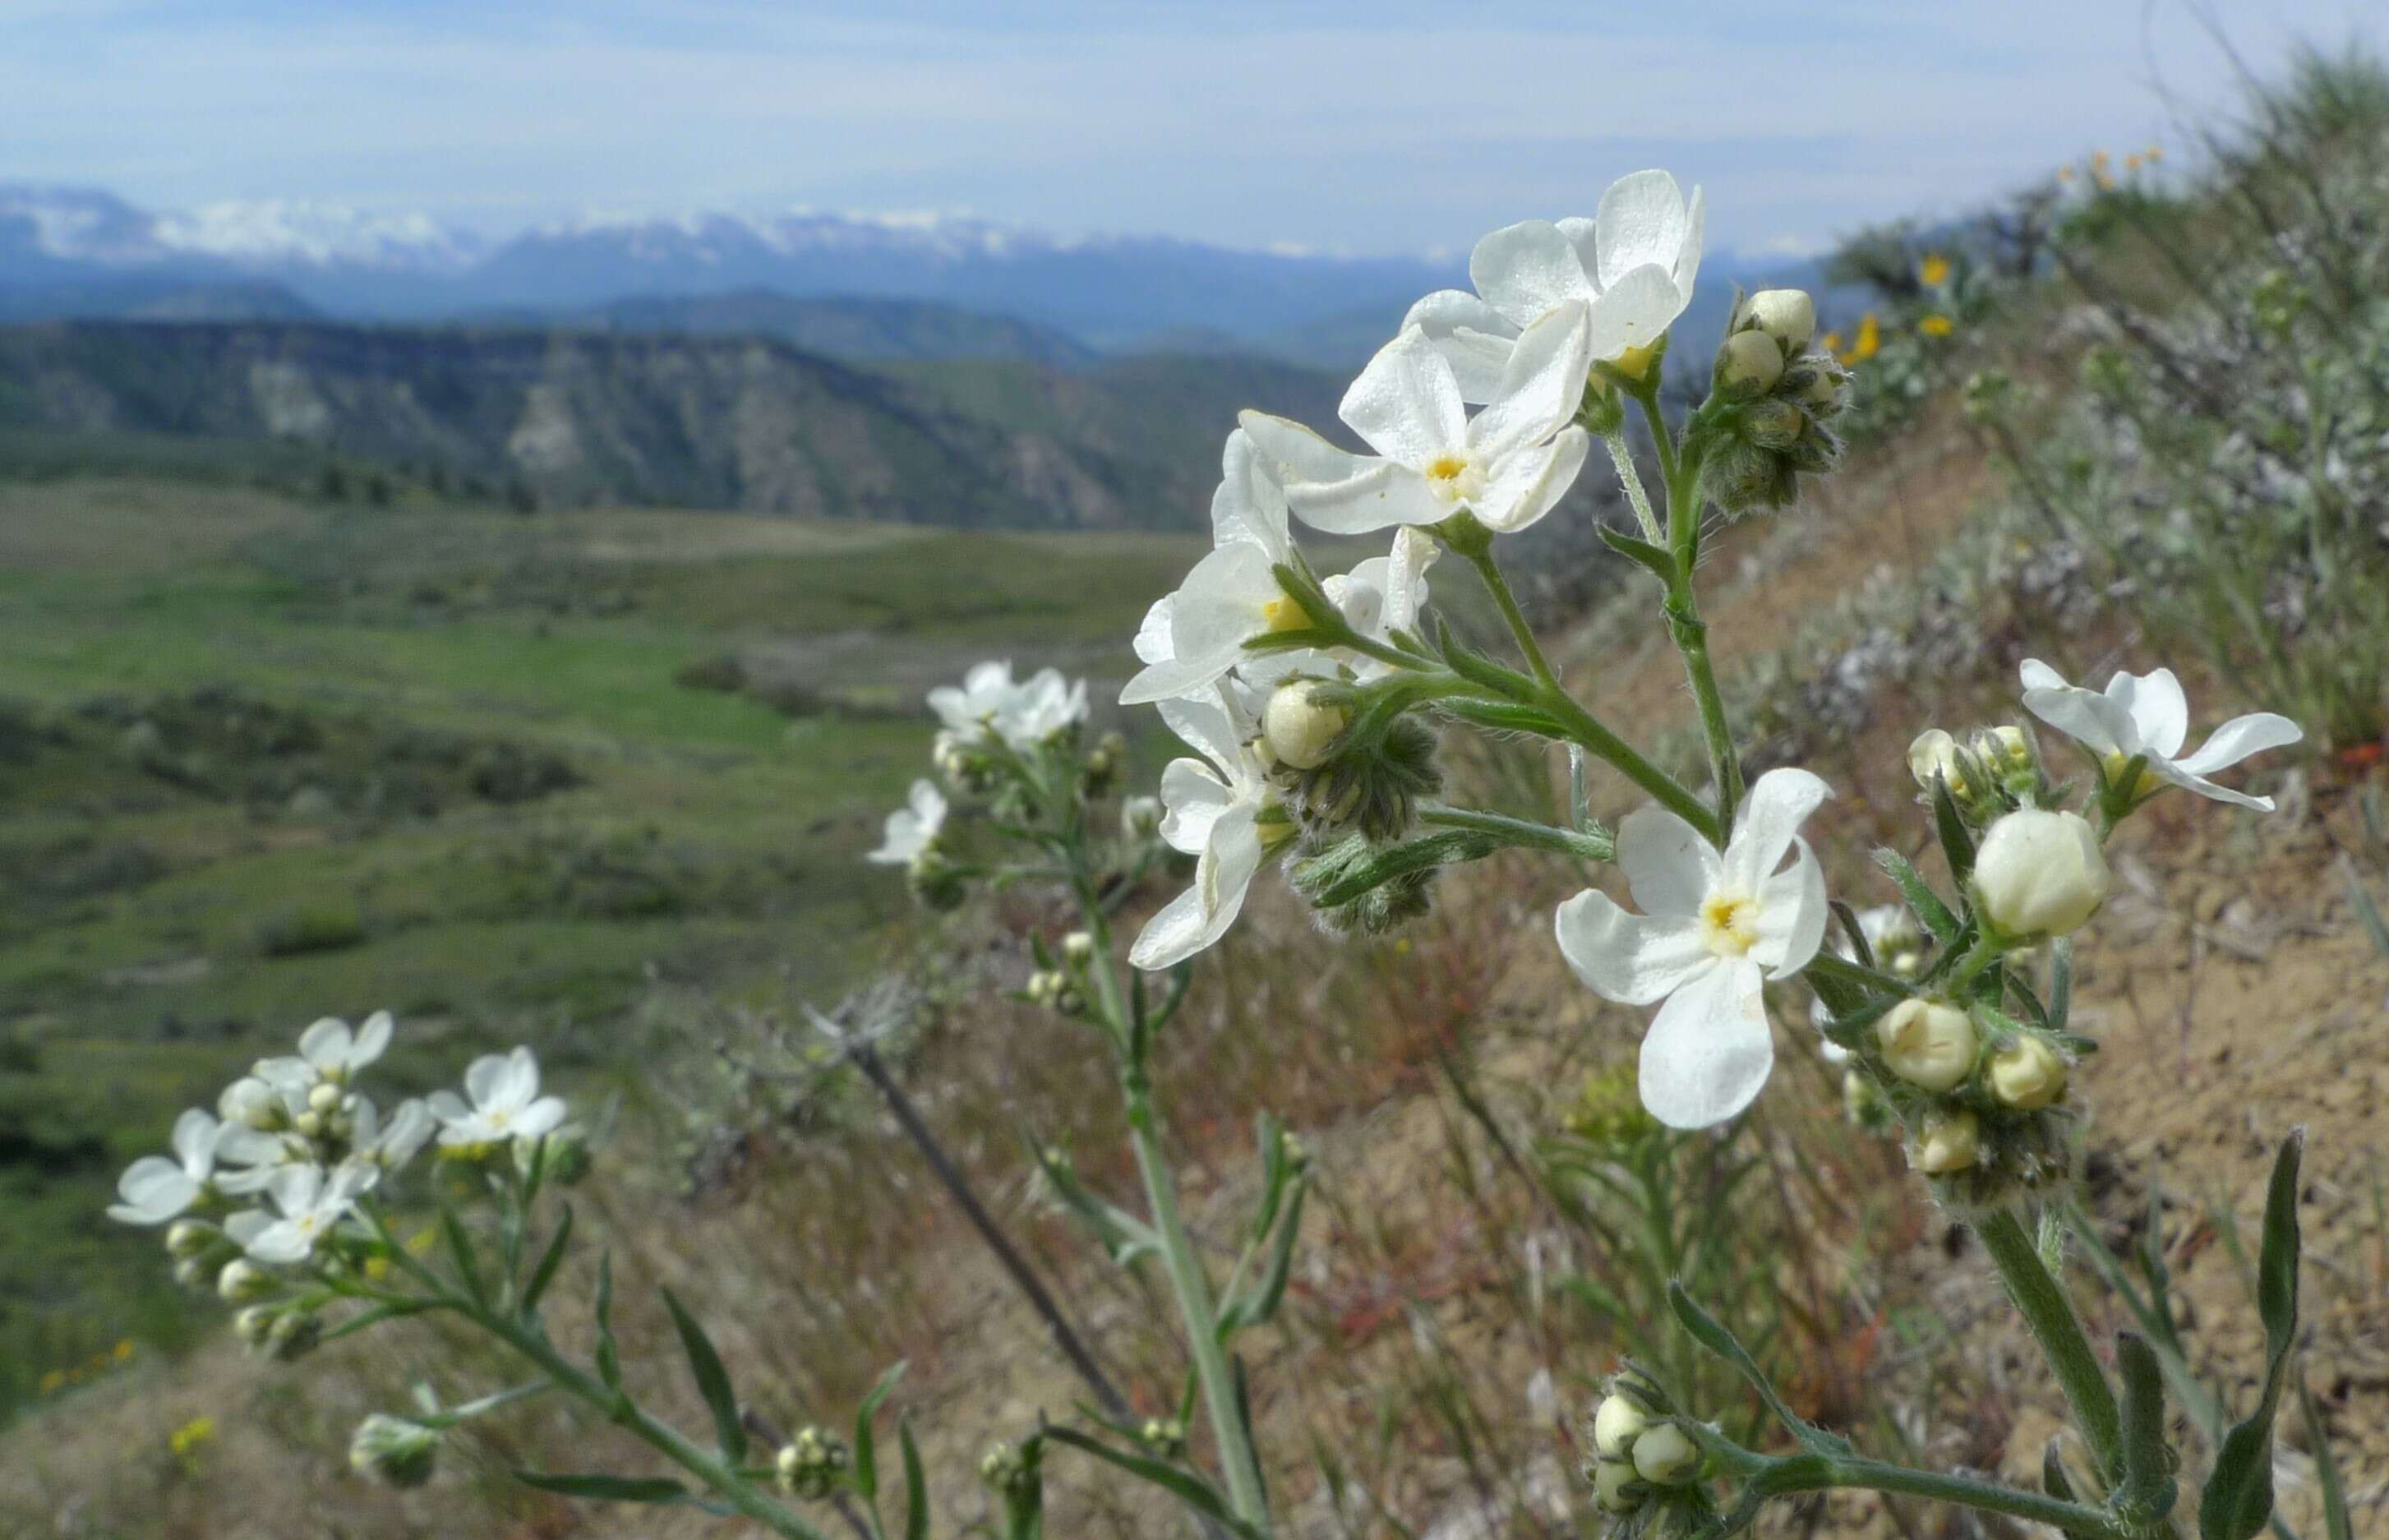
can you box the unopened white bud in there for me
[1746,289,1815,348]
[1907,729,1961,790]
[1719,330,1784,393]
[1062,931,1095,967]
[1261,680,1349,771]
[307,1082,343,1115]
[1631,1423,1700,1485]
[1875,999,1977,1092]
[350,1413,440,1488]
[1910,1109,1981,1174]
[293,1110,325,1139]
[1975,809,2110,938]
[1122,795,1162,839]
[1592,1393,1649,1457]
[219,1259,275,1303]
[1592,1456,1641,1514]
[165,1219,215,1258]
[1988,1035,2068,1109]
[234,1305,278,1345]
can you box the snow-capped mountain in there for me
[0,184,1460,353]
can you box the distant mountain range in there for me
[0,185,1467,359]
[0,319,1349,528]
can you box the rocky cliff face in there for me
[0,320,1344,528]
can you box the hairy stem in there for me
[1976,1206,2125,1483]
[1635,385,1744,836]
[1602,427,1664,546]
[1417,802,1613,862]
[1761,1452,2145,1540]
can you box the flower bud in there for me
[1591,1457,1642,1515]
[1261,680,1349,772]
[1842,1070,1891,1131]
[1975,809,2110,938]
[265,1309,323,1362]
[1907,729,1962,791]
[293,1109,325,1140]
[1631,1423,1700,1485]
[1875,999,1977,1092]
[1909,1109,1981,1174]
[777,1425,850,1501]
[1121,795,1162,839]
[1718,330,1784,394]
[173,1256,211,1289]
[219,1259,276,1303]
[1139,1418,1188,1458]
[307,1082,344,1115]
[165,1219,216,1259]
[1062,930,1095,967]
[349,1413,440,1488]
[1988,1035,2068,1110]
[1592,1392,1649,1457]
[516,1125,593,1186]
[233,1305,278,1345]
[1745,289,1815,349]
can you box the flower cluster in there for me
[108,1012,579,1343]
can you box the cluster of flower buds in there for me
[232,1298,325,1362]
[1701,288,1850,514]
[1870,996,2076,1179]
[1139,1417,1188,1459]
[1584,1371,1713,1533]
[349,1413,442,1488]
[978,1434,1045,1528]
[1082,728,1128,795]
[775,1424,850,1501]
[1023,966,1084,1017]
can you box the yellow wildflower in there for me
[1839,312,1881,366]
[407,1227,439,1255]
[113,1339,135,1362]
[1919,315,1954,339]
[39,1370,66,1395]
[1819,330,1843,353]
[2096,171,2117,191]
[170,1417,217,1457]
[364,1254,393,1282]
[2091,148,2110,168]
[1918,253,1952,287]
[2124,153,2142,173]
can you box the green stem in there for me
[1976,1207,2125,1484]
[1066,842,1273,1534]
[1601,427,1664,546]
[1416,802,1613,862]
[1759,1452,2145,1540]
[1634,387,1745,837]
[477,1308,832,1540]
[1458,542,1560,694]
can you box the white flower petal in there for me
[1156,758,1234,855]
[109,1157,199,1224]
[1637,958,1773,1130]
[1467,301,1592,463]
[426,1089,470,1123]
[1469,219,1595,330]
[1211,429,1293,562]
[1155,689,1247,777]
[1750,839,1829,977]
[491,1048,540,1113]
[1552,889,1715,1005]
[1339,327,1466,468]
[1404,289,1520,403]
[1471,426,1589,534]
[461,1053,510,1110]
[1282,459,1450,534]
[1674,186,1706,298]
[351,1010,394,1069]
[223,1209,272,1247]
[1722,767,1833,892]
[265,1163,323,1218]
[514,1098,569,1141]
[1132,594,1176,667]
[1593,170,1689,290]
[245,1220,313,1265]
[2110,668,2188,759]
[297,1017,353,1070]
[1583,265,1692,360]
[1131,804,1262,971]
[170,1109,219,1174]
[2174,712,2304,777]
[1614,806,1722,917]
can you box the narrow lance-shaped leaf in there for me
[901,1420,932,1540]
[1874,846,1962,945]
[522,1202,574,1316]
[852,1360,909,1503]
[1666,1281,1852,1457]
[2115,1333,2179,1522]
[1040,1427,1261,1540]
[514,1471,694,1505]
[593,1248,622,1392]
[661,1287,747,1464]
[2198,1130,2304,1540]
[1930,772,1977,883]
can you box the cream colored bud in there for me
[1799,363,1844,408]
[1910,1109,1981,1173]
[1719,330,1785,393]
[219,1259,275,1303]
[1907,729,1961,791]
[1746,289,1816,348]
[1975,809,2110,938]
[1592,1457,1641,1515]
[1875,999,1977,1092]
[165,1219,214,1258]
[1062,931,1095,967]
[307,1082,343,1115]
[1979,724,2031,774]
[293,1109,325,1139]
[1261,680,1349,771]
[1631,1423,1700,1484]
[1988,1035,2068,1109]
[1592,1393,1649,1457]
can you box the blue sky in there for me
[3,1,2380,257]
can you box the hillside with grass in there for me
[2,46,2387,1540]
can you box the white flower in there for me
[1239,303,1592,536]
[867,779,948,865]
[254,1012,394,1094]
[230,1160,378,1265]
[930,662,1088,751]
[1405,169,1704,400]
[929,660,1019,745]
[1553,768,1833,1128]
[353,1097,436,1170]
[107,1109,230,1224]
[1129,689,1277,972]
[2018,658,2302,811]
[428,1047,568,1147]
[1002,667,1088,746]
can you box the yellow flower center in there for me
[2101,750,2161,805]
[1259,596,1311,634]
[1700,891,1761,957]
[1611,343,1659,382]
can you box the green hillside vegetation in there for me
[545,288,1099,368]
[0,474,1201,1414]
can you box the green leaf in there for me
[593,1249,621,1392]
[1040,1427,1262,1540]
[2049,936,2073,1028]
[1666,1281,1852,1456]
[1220,1180,1307,1337]
[1022,1132,1158,1267]
[1874,846,1961,945]
[1598,524,1680,587]
[1252,1113,1290,1243]
[660,1287,746,1464]
[900,1420,932,1540]
[1930,773,1977,883]
[2199,1130,2304,1540]
[2042,1436,2079,1503]
[1830,901,1877,971]
[319,1300,441,1344]
[514,1471,694,1505]
[852,1360,909,1502]
[2115,1333,2179,1521]
[441,1210,489,1307]
[522,1203,574,1316]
